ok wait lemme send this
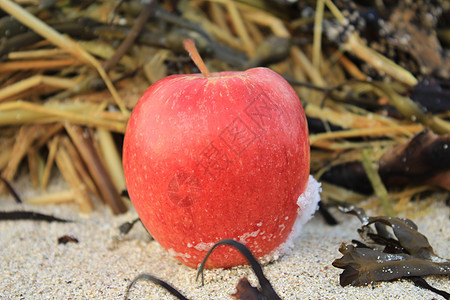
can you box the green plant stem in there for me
[361,149,395,217]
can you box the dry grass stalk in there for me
[311,139,397,151]
[372,82,450,134]
[244,18,264,45]
[206,19,244,51]
[338,55,368,80]
[291,47,326,87]
[27,147,42,188]
[7,48,67,60]
[0,101,126,132]
[320,182,367,204]
[345,33,418,86]
[361,149,395,217]
[78,41,136,71]
[0,0,129,115]
[0,138,15,170]
[312,0,325,70]
[0,75,77,103]
[60,136,101,201]
[102,0,156,73]
[209,2,233,36]
[97,128,126,193]
[65,123,127,214]
[187,3,243,51]
[392,186,434,212]
[309,125,424,146]
[34,123,64,149]
[0,59,84,72]
[239,6,290,37]
[306,104,392,129]
[26,189,76,205]
[55,140,93,213]
[41,135,60,189]
[143,49,171,84]
[224,1,255,56]
[1,125,46,192]
[0,123,63,194]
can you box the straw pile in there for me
[0,0,448,215]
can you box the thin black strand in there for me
[196,239,281,300]
[124,273,188,300]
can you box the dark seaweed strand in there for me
[118,218,141,235]
[0,211,71,223]
[0,176,22,203]
[121,189,130,198]
[318,201,338,225]
[124,273,188,300]
[351,239,371,249]
[196,239,281,300]
[409,276,450,300]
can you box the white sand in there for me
[0,191,449,299]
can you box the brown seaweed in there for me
[320,129,450,193]
[408,78,450,114]
[332,205,450,298]
[333,244,450,286]
[379,129,450,190]
[365,216,436,259]
[320,161,372,195]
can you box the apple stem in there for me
[183,39,210,78]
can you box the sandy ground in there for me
[0,187,449,299]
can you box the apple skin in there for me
[123,67,310,269]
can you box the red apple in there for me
[123,39,316,269]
